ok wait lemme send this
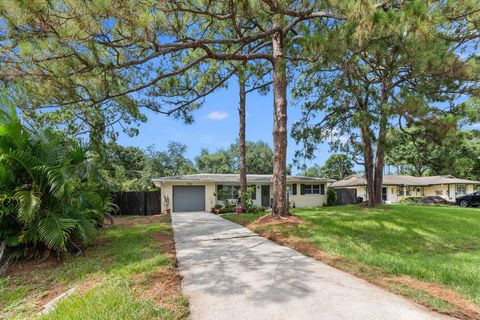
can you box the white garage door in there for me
[173,186,205,212]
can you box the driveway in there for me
[172,211,452,320]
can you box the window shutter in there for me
[300,184,305,195]
[292,184,297,195]
[320,184,325,195]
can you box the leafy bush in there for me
[0,97,113,267]
[223,199,235,213]
[238,186,254,212]
[400,197,424,204]
[246,205,266,214]
[327,188,337,206]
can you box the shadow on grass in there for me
[283,205,480,305]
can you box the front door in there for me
[382,187,387,202]
[261,185,270,208]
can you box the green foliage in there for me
[238,186,255,212]
[303,154,355,180]
[102,142,195,192]
[246,204,266,214]
[222,199,234,213]
[1,215,188,319]
[326,188,337,206]
[0,96,112,262]
[386,127,480,180]
[233,205,480,310]
[39,281,165,320]
[196,141,273,174]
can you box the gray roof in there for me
[152,173,334,184]
[330,174,480,188]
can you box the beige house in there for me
[330,174,480,204]
[152,174,334,212]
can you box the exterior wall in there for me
[347,183,478,204]
[214,183,264,206]
[215,182,328,208]
[356,186,369,201]
[160,181,331,211]
[160,181,216,212]
[288,183,327,208]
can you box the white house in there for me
[152,174,334,212]
[330,174,480,204]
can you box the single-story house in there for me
[152,174,334,212]
[330,174,480,204]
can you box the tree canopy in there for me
[386,127,480,180]
[292,1,480,205]
[196,141,273,174]
[303,154,355,180]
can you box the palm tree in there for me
[0,95,113,271]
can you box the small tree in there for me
[327,188,337,207]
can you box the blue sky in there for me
[116,78,329,174]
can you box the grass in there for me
[221,212,266,226]
[223,205,480,317]
[0,215,189,320]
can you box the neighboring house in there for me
[330,174,480,204]
[152,174,334,212]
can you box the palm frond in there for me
[37,214,77,251]
[14,189,41,223]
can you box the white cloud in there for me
[207,111,229,120]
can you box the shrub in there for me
[327,188,337,206]
[400,197,423,204]
[238,186,254,212]
[246,205,266,214]
[223,199,235,213]
[0,97,113,268]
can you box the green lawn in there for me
[223,205,480,315]
[0,215,189,320]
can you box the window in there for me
[456,184,467,195]
[397,186,412,196]
[217,185,256,200]
[217,185,240,201]
[302,184,320,195]
[287,184,299,195]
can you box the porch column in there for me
[403,185,406,199]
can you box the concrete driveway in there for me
[172,211,452,320]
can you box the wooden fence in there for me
[113,191,162,215]
[335,188,358,205]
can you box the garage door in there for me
[173,186,205,212]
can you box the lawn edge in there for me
[222,213,479,320]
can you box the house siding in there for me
[160,181,216,212]
[159,181,328,211]
[343,183,477,204]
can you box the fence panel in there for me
[113,191,161,215]
[145,191,162,215]
[335,188,357,205]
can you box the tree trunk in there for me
[361,125,376,206]
[373,80,389,205]
[238,70,247,209]
[374,113,387,205]
[271,17,289,216]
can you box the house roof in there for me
[152,173,334,185]
[330,174,480,188]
